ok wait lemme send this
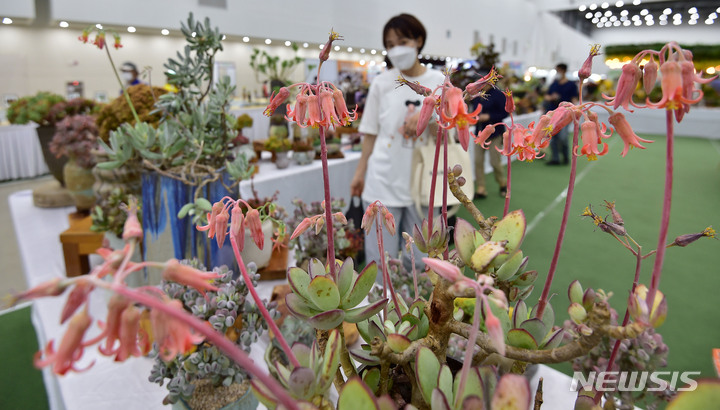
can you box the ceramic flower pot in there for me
[171,381,258,410]
[36,125,67,186]
[63,157,96,213]
[239,219,274,269]
[274,151,291,169]
[293,150,314,165]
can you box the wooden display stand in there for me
[59,213,104,277]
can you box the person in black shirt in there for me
[544,63,579,165]
[473,85,508,198]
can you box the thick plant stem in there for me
[105,46,141,124]
[319,126,337,279]
[503,155,512,217]
[536,120,580,319]
[230,235,301,369]
[594,245,643,404]
[337,324,357,379]
[427,128,443,231]
[647,111,674,311]
[101,281,298,410]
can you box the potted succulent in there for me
[232,114,256,163]
[49,114,100,212]
[264,135,292,169]
[7,92,67,184]
[150,260,277,410]
[12,30,720,410]
[291,134,315,166]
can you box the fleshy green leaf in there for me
[307,309,345,330]
[437,364,453,402]
[491,374,531,410]
[531,301,556,330]
[338,377,379,410]
[416,346,441,404]
[308,258,326,278]
[349,347,381,366]
[667,380,720,410]
[495,251,525,281]
[431,388,452,410]
[307,276,340,311]
[489,209,526,266]
[455,219,479,266]
[288,267,313,302]
[506,329,538,350]
[337,257,355,299]
[386,333,412,353]
[342,261,378,309]
[453,367,484,408]
[510,270,538,287]
[512,300,528,329]
[470,241,507,272]
[362,367,381,394]
[285,293,319,319]
[519,318,547,345]
[344,299,388,323]
[568,280,584,304]
[541,328,564,349]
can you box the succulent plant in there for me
[6,91,66,126]
[49,114,100,169]
[285,258,387,330]
[149,261,277,405]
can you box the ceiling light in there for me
[623,20,631,26]
[586,12,593,18]
[127,26,136,33]
[621,15,628,21]
[319,44,324,49]
[689,20,697,25]
[360,48,365,53]
[673,13,682,19]
[709,12,718,19]
[691,13,699,19]
[706,19,714,24]
[688,7,697,14]
[285,40,291,46]
[660,20,668,25]
[192,32,196,37]
[381,50,387,56]
[597,22,604,27]
[613,20,621,26]
[610,15,618,21]
[59,21,69,28]
[707,67,716,74]
[369,61,376,66]
[601,16,608,22]
[96,23,102,29]
[589,3,597,10]
[265,38,271,44]
[347,47,353,52]
[222,34,226,40]
[303,42,308,48]
[604,21,612,26]
[595,11,602,17]
[632,0,641,4]
[645,14,653,20]
[382,61,387,67]
[446,57,451,62]
[620,10,628,16]
[243,36,250,42]
[615,1,624,6]
[334,45,340,51]
[634,20,642,25]
[717,6,720,13]
[579,5,587,11]
[592,17,600,23]
[2,17,12,24]
[647,20,654,25]
[162,29,170,35]
[604,10,612,16]
[673,20,680,25]
[601,2,609,9]
[370,49,376,54]
[640,9,648,15]
[660,14,667,20]
[632,15,640,20]
[359,60,365,65]
[663,8,672,14]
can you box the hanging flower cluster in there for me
[78,26,123,50]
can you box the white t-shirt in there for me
[359,67,445,207]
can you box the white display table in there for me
[10,188,579,409]
[228,106,270,142]
[0,124,49,180]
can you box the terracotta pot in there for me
[36,125,67,186]
[63,158,96,213]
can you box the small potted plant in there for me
[291,137,314,166]
[264,135,292,169]
[49,114,100,212]
[149,259,277,410]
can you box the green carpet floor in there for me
[0,305,49,410]
[457,133,720,379]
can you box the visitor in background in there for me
[472,72,508,199]
[119,62,142,94]
[544,63,578,165]
[350,13,445,275]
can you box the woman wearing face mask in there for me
[119,62,142,93]
[350,13,444,274]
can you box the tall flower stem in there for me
[377,219,402,319]
[427,127,443,231]
[455,289,483,407]
[104,46,141,124]
[230,235,301,369]
[594,245,643,404]
[442,131,449,259]
[536,120,580,319]
[319,126,337,279]
[647,111,674,311]
[503,155,512,217]
[95,280,299,410]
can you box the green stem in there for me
[104,46,141,124]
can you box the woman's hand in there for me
[350,173,364,197]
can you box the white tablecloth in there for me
[0,124,49,180]
[10,188,579,410]
[240,150,361,215]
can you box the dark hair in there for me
[121,62,138,73]
[383,13,426,53]
[556,63,568,72]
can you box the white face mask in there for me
[387,45,417,71]
[121,72,134,83]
